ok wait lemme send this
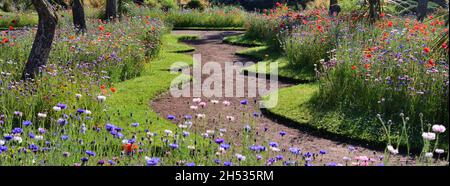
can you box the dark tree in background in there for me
[368,0,381,23]
[105,0,118,20]
[72,0,87,33]
[329,0,341,16]
[23,0,58,79]
[417,0,429,21]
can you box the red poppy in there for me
[442,43,448,49]
[351,65,357,70]
[100,85,106,89]
[423,47,430,53]
[380,12,385,18]
[1,37,9,44]
[98,25,105,31]
[110,87,116,93]
[122,143,138,153]
[366,53,372,58]
[9,26,14,31]
[387,21,393,27]
[364,64,371,70]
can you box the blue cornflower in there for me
[131,123,139,127]
[57,103,67,109]
[220,143,230,150]
[57,118,67,125]
[29,144,39,153]
[169,143,179,149]
[186,162,195,166]
[0,146,8,152]
[240,99,248,105]
[167,115,175,120]
[22,120,32,127]
[12,127,23,134]
[319,150,327,155]
[105,123,115,131]
[215,138,224,144]
[224,161,232,166]
[81,157,89,162]
[326,162,337,166]
[269,141,278,147]
[279,131,286,137]
[147,157,160,166]
[276,155,283,160]
[289,147,301,155]
[85,150,96,157]
[61,135,69,140]
[184,115,192,120]
[28,132,35,139]
[183,131,190,137]
[214,159,221,164]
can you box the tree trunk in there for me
[368,0,381,23]
[105,0,118,20]
[329,0,340,16]
[23,0,58,79]
[72,0,86,33]
[417,0,429,22]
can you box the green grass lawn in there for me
[223,34,264,47]
[235,45,315,82]
[106,34,194,132]
[262,84,386,146]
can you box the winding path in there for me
[152,30,396,165]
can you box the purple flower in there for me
[81,157,89,162]
[57,118,67,125]
[29,144,39,153]
[28,132,35,139]
[215,138,224,144]
[184,115,192,120]
[76,109,85,114]
[224,161,232,166]
[279,131,286,137]
[256,155,263,160]
[289,147,301,155]
[167,115,175,120]
[4,135,12,141]
[57,103,67,109]
[249,145,266,152]
[131,123,139,127]
[105,123,115,131]
[169,143,179,149]
[305,163,313,166]
[12,127,23,134]
[0,146,8,152]
[108,160,116,165]
[304,152,312,158]
[240,99,248,105]
[22,120,32,127]
[220,143,230,150]
[61,135,69,140]
[214,159,221,164]
[63,152,70,157]
[326,162,337,166]
[269,141,278,147]
[186,162,195,166]
[183,131,190,137]
[319,150,327,155]
[147,157,160,166]
[38,128,46,134]
[276,155,283,160]
[85,150,96,157]
[98,160,105,165]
